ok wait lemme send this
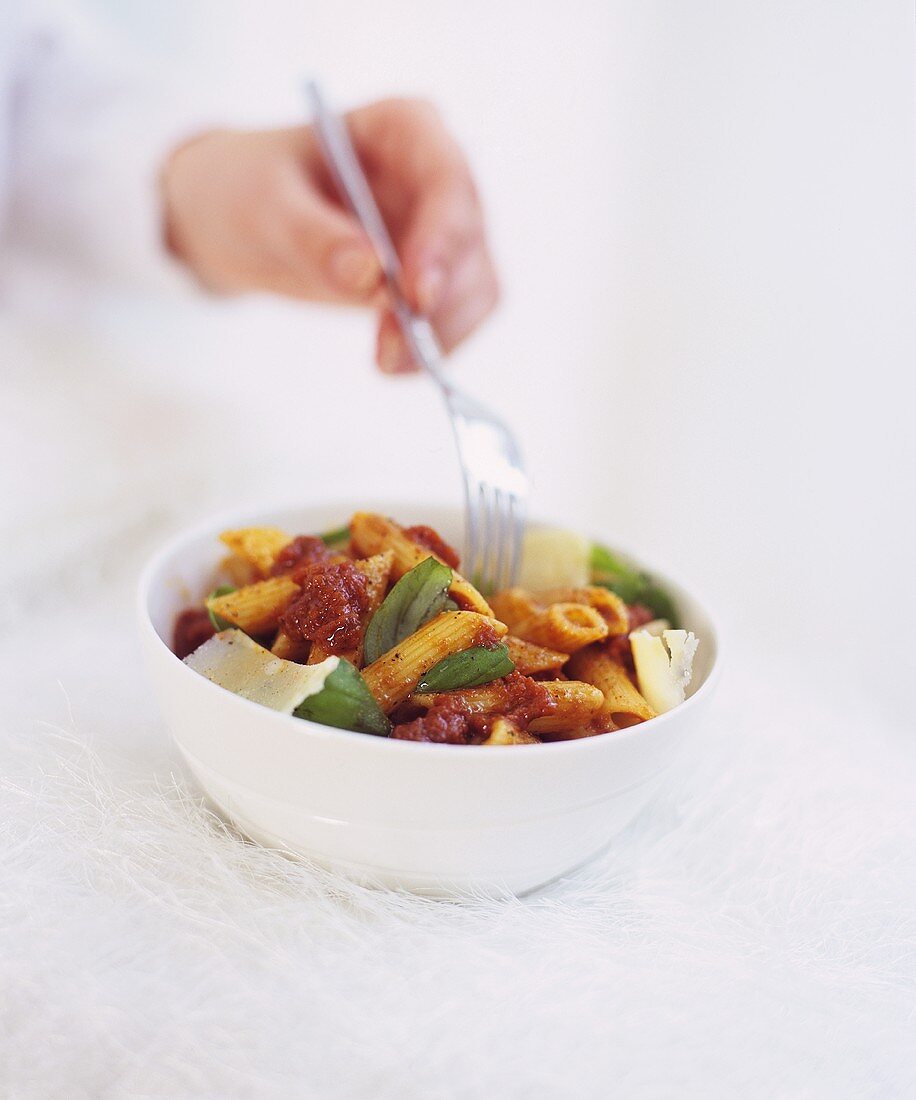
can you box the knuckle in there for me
[365,96,442,132]
[397,95,441,124]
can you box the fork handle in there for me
[306,81,447,384]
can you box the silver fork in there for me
[306,81,528,592]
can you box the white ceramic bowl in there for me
[138,502,720,897]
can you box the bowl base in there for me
[179,743,656,898]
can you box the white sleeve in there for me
[2,1,207,293]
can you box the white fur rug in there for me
[2,322,914,1098]
[2,508,914,1100]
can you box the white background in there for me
[2,2,915,1096]
[9,0,916,677]
[82,0,916,695]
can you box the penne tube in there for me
[489,588,540,629]
[362,611,507,713]
[566,646,656,729]
[271,631,312,663]
[535,586,629,635]
[308,551,394,667]
[351,550,395,664]
[482,717,539,746]
[505,635,568,676]
[355,548,395,592]
[528,680,606,734]
[219,527,293,579]
[207,576,300,636]
[413,678,604,738]
[219,553,258,588]
[511,603,609,653]
[411,682,507,713]
[349,512,493,616]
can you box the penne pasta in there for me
[482,717,539,746]
[355,549,395,599]
[219,553,258,588]
[271,631,311,663]
[349,512,493,616]
[410,682,506,713]
[307,550,394,667]
[412,678,603,738]
[206,576,300,636]
[175,511,693,744]
[362,610,507,713]
[489,588,540,629]
[505,635,568,676]
[220,527,293,579]
[566,646,656,728]
[528,680,606,734]
[535,586,629,635]
[511,603,609,653]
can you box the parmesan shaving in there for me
[518,528,590,590]
[629,628,699,714]
[185,629,338,714]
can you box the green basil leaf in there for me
[293,659,390,736]
[363,556,453,664]
[416,643,514,693]
[319,524,350,548]
[590,543,679,627]
[639,582,680,628]
[589,543,643,590]
[593,575,645,605]
[207,585,237,631]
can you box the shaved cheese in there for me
[629,628,699,714]
[185,629,338,714]
[641,618,671,637]
[518,527,590,590]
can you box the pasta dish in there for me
[172,512,699,744]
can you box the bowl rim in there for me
[138,500,723,758]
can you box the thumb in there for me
[280,190,382,304]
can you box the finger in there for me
[398,175,484,316]
[346,98,467,200]
[271,181,383,304]
[346,99,484,315]
[375,247,500,373]
[375,310,420,375]
[429,246,500,352]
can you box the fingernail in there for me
[416,263,446,313]
[378,330,403,374]
[330,244,379,295]
[379,331,418,375]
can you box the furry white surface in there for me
[3,531,915,1100]
[1,322,913,1095]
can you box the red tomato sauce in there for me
[270,535,330,577]
[606,603,658,682]
[173,608,215,659]
[627,603,655,631]
[606,633,635,678]
[279,560,369,652]
[473,622,503,650]
[391,695,484,744]
[500,672,556,726]
[403,525,461,570]
[391,672,555,744]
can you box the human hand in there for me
[162,99,499,373]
